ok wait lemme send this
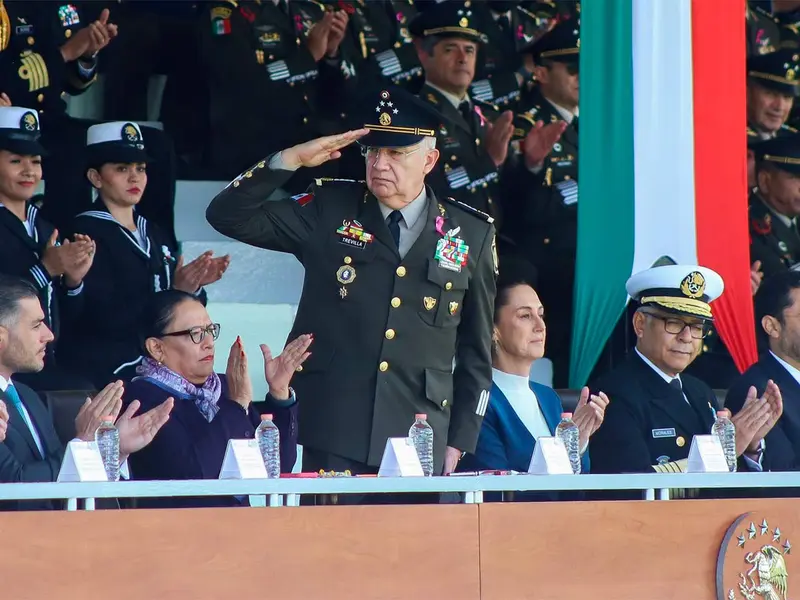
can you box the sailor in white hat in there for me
[0,106,98,389]
[588,264,782,477]
[58,122,230,386]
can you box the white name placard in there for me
[378,438,424,477]
[687,435,731,473]
[219,439,269,479]
[528,436,574,475]
[57,441,108,483]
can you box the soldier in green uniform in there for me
[505,18,579,388]
[750,135,800,277]
[747,0,785,56]
[206,86,496,483]
[409,2,514,227]
[200,0,352,187]
[748,49,800,141]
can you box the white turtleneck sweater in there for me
[492,367,551,441]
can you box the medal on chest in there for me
[434,217,469,273]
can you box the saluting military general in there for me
[590,265,782,476]
[206,86,496,479]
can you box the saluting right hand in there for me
[280,128,369,170]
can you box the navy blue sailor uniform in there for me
[205,87,497,474]
[59,208,190,387]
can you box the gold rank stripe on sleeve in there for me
[19,51,50,92]
[652,458,688,474]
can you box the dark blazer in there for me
[61,207,197,387]
[206,161,496,473]
[0,381,65,511]
[589,352,719,474]
[123,374,298,508]
[727,352,800,473]
[462,381,589,475]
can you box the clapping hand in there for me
[306,12,334,61]
[326,10,349,57]
[0,93,11,107]
[173,252,211,294]
[751,260,764,296]
[116,397,173,457]
[484,110,515,167]
[280,129,369,170]
[729,380,782,456]
[572,387,609,451]
[74,380,124,441]
[198,252,230,287]
[60,8,118,62]
[62,233,96,288]
[261,334,313,400]
[523,120,567,169]
[226,336,253,410]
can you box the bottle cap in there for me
[261,414,273,421]
[561,412,572,419]
[415,413,427,420]
[716,411,727,417]
[101,416,114,423]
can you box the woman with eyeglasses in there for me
[123,290,311,508]
[59,122,230,387]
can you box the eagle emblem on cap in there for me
[379,112,392,126]
[680,271,706,299]
[20,111,37,132]
[121,123,141,143]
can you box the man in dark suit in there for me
[728,270,800,473]
[0,275,171,510]
[590,265,782,475]
[749,135,800,277]
[206,86,496,480]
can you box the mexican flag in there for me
[569,0,757,387]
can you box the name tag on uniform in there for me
[652,428,677,439]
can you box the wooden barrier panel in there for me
[479,499,800,600]
[0,505,481,600]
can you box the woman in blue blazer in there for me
[461,262,609,481]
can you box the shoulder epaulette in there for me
[442,196,494,224]
[754,5,779,23]
[223,0,238,6]
[782,124,798,133]
[314,177,365,186]
[516,112,538,127]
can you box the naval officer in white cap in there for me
[589,264,782,475]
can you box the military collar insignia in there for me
[752,213,772,235]
[336,219,374,249]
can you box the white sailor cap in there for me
[86,121,150,166]
[626,265,724,320]
[0,107,45,156]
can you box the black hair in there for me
[138,290,202,357]
[493,257,538,324]
[0,275,39,328]
[754,270,800,347]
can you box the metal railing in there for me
[0,472,797,510]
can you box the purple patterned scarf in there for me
[136,357,222,422]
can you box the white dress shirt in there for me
[770,350,800,385]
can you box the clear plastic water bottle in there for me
[408,413,434,476]
[555,412,581,474]
[256,414,281,478]
[712,411,737,472]
[95,416,120,482]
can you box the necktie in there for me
[496,14,511,33]
[459,101,475,135]
[386,210,403,249]
[5,384,43,457]
[669,378,682,392]
[571,115,579,133]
